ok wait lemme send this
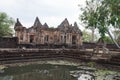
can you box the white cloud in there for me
[0,0,16,7]
[0,0,86,30]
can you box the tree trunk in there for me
[107,30,120,49]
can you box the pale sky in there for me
[0,0,86,29]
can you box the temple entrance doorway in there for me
[72,35,76,44]
[30,35,34,43]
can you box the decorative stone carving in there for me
[14,17,83,46]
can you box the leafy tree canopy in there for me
[79,0,120,48]
[0,12,14,37]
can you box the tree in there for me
[101,0,120,48]
[79,0,120,49]
[113,30,120,44]
[99,0,120,48]
[0,12,14,37]
[79,0,99,42]
[105,0,120,29]
[104,36,113,44]
[82,29,98,42]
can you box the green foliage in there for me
[105,0,120,29]
[80,0,98,29]
[87,62,96,67]
[104,36,113,44]
[80,0,105,40]
[79,0,120,43]
[0,12,14,37]
[82,30,98,42]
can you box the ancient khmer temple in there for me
[14,17,83,47]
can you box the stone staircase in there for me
[109,53,120,66]
[91,53,111,61]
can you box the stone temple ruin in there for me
[14,17,83,47]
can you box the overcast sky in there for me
[0,0,86,29]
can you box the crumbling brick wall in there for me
[0,37,18,48]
